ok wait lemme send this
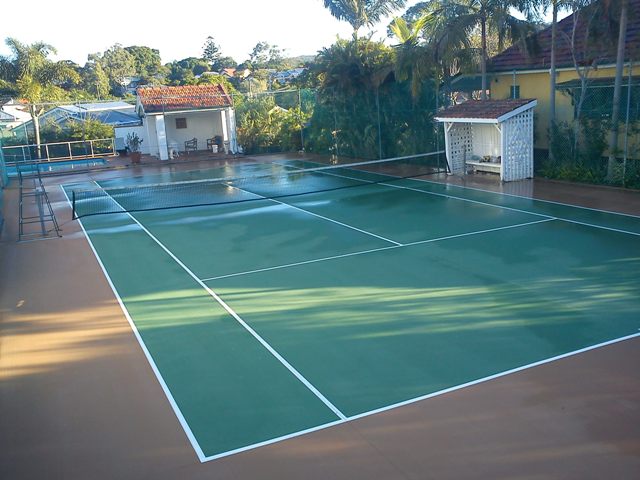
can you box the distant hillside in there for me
[285,55,316,67]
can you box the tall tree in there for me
[393,0,478,102]
[0,38,79,153]
[202,36,221,67]
[323,0,407,38]
[522,0,573,156]
[607,0,629,177]
[390,16,433,98]
[421,0,536,100]
[89,44,136,95]
[249,41,286,69]
[124,45,164,80]
[81,60,110,99]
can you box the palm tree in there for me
[421,0,537,100]
[390,16,432,99]
[0,38,79,155]
[323,0,407,38]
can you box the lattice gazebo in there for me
[435,99,537,182]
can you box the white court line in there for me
[275,162,554,220]
[226,183,402,246]
[63,179,640,463]
[267,197,402,245]
[90,181,347,421]
[283,163,640,237]
[201,244,400,281]
[280,158,640,219]
[345,332,640,422]
[387,181,640,237]
[201,218,555,282]
[410,175,640,219]
[199,331,640,462]
[59,185,207,462]
[202,418,345,461]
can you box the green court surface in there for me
[63,159,640,461]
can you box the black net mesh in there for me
[71,153,446,219]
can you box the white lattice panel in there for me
[502,110,534,181]
[447,123,473,174]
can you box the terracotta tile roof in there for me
[435,99,536,120]
[488,0,640,72]
[137,84,233,113]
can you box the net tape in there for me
[71,153,446,219]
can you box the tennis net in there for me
[71,152,447,219]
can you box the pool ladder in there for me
[17,163,61,242]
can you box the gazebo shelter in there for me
[435,99,537,182]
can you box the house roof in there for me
[71,101,133,112]
[434,99,537,123]
[488,0,640,72]
[86,110,141,127]
[21,103,140,129]
[443,74,484,92]
[137,84,233,114]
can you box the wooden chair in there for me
[184,138,197,154]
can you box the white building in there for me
[0,99,31,131]
[116,84,237,160]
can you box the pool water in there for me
[7,158,108,177]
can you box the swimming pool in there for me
[7,158,108,177]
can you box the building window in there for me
[510,85,520,99]
[176,118,187,129]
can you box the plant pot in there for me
[131,152,142,164]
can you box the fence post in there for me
[622,60,633,186]
[298,89,304,152]
[376,87,382,160]
[69,142,73,159]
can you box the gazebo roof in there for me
[434,99,537,124]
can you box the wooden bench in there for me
[184,138,197,154]
[466,160,501,174]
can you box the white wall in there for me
[114,125,149,154]
[471,124,501,158]
[163,110,224,152]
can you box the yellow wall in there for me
[490,65,636,150]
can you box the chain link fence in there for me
[536,72,640,189]
[234,87,444,161]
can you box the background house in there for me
[0,99,31,133]
[119,84,237,160]
[19,101,140,134]
[486,0,640,150]
[271,68,306,85]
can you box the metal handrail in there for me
[2,138,116,164]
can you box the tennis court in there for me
[61,155,640,462]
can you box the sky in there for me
[0,0,424,65]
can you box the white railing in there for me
[2,138,116,164]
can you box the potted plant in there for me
[126,132,143,164]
